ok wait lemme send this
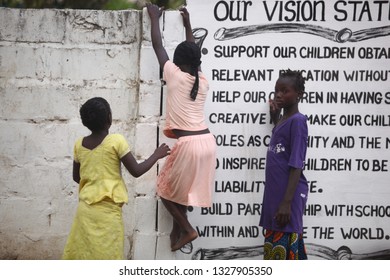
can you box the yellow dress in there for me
[62,134,130,260]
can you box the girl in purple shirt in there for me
[260,69,309,260]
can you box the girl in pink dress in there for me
[147,4,217,252]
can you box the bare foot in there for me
[171,230,198,251]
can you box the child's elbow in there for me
[129,169,143,178]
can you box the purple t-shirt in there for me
[259,112,308,234]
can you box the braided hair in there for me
[279,69,305,94]
[173,41,202,100]
[80,97,111,132]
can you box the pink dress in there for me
[157,61,216,207]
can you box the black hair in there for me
[79,97,111,132]
[173,41,202,100]
[279,69,305,94]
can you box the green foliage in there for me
[150,0,186,10]
[103,0,137,10]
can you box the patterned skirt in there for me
[263,230,308,260]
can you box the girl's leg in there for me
[173,204,198,251]
[170,220,180,247]
[161,198,198,251]
[172,203,198,251]
[169,203,188,246]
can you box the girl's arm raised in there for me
[147,3,169,69]
[269,99,281,126]
[180,7,194,43]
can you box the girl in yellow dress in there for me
[62,97,170,259]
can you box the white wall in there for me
[0,7,178,259]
